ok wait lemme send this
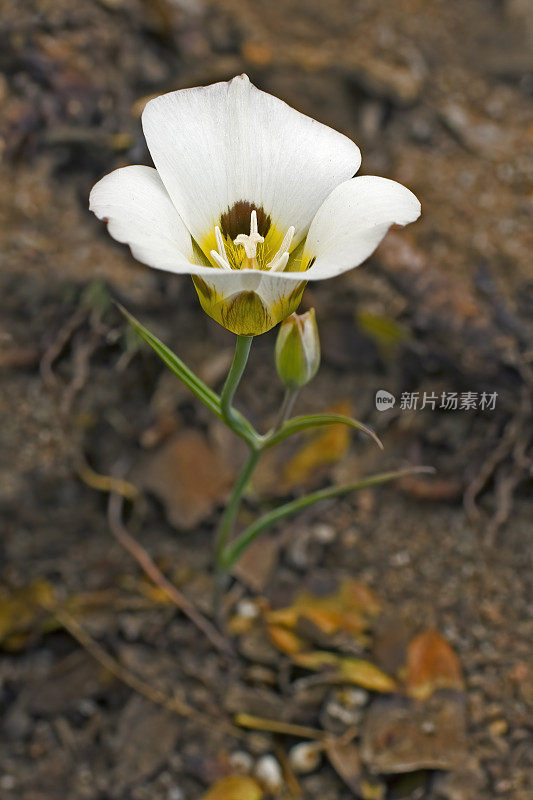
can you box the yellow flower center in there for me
[210,209,295,273]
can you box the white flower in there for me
[90,74,420,336]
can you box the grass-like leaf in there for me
[264,413,383,450]
[117,304,221,414]
[221,466,435,569]
[117,304,258,444]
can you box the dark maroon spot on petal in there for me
[306,256,316,270]
[220,201,271,240]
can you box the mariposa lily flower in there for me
[90,74,420,336]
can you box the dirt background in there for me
[0,1,532,799]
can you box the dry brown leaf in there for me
[200,775,263,800]
[267,578,380,639]
[292,651,340,670]
[135,429,235,529]
[228,614,255,636]
[338,658,398,693]
[326,740,363,794]
[267,625,307,655]
[232,534,279,593]
[361,694,469,773]
[293,651,396,693]
[405,630,464,700]
[0,580,56,650]
[326,740,385,799]
[282,401,352,490]
[251,400,358,496]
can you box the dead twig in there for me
[464,387,531,530]
[485,435,530,547]
[48,602,196,717]
[46,602,240,736]
[275,742,302,798]
[61,330,100,415]
[108,490,234,657]
[463,418,518,523]
[77,459,139,501]
[40,306,87,388]
[235,713,325,741]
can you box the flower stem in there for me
[215,335,260,589]
[274,387,299,431]
[215,447,261,568]
[220,335,253,426]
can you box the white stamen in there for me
[234,209,264,261]
[210,250,231,270]
[268,251,290,272]
[211,225,232,269]
[214,226,229,262]
[268,226,295,269]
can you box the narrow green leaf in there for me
[221,466,435,569]
[118,305,259,446]
[117,304,221,414]
[264,414,383,450]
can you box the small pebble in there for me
[312,523,336,543]
[325,699,362,726]
[236,598,260,619]
[289,742,321,773]
[390,550,411,567]
[489,719,508,737]
[254,754,283,793]
[167,789,185,800]
[0,775,16,791]
[228,750,254,775]
[341,687,369,708]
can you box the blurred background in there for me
[1,1,532,799]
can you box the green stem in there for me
[274,387,299,432]
[219,467,434,571]
[215,335,258,576]
[215,447,261,569]
[221,335,253,426]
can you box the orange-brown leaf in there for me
[405,630,464,700]
[200,775,263,800]
[338,658,397,693]
[282,401,353,489]
[292,650,340,670]
[293,651,396,693]
[266,579,379,639]
[268,625,307,655]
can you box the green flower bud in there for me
[275,309,321,389]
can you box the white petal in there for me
[141,74,361,248]
[89,165,196,272]
[303,176,421,280]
